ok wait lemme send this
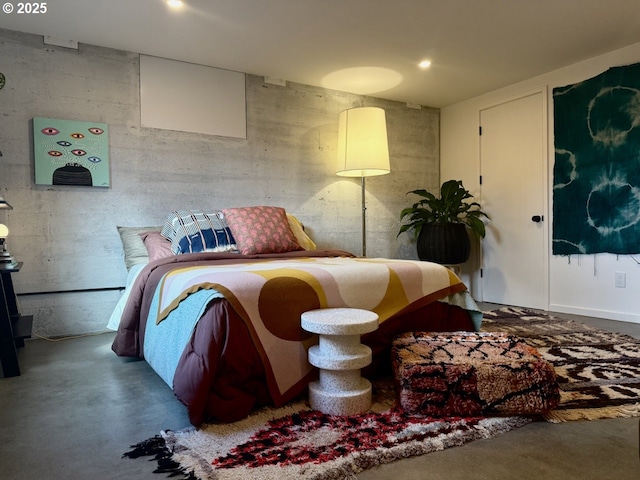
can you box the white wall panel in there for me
[140,55,246,138]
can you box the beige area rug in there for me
[124,307,640,479]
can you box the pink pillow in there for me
[139,231,174,262]
[222,206,302,255]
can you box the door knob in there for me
[531,215,543,223]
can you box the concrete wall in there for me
[0,29,440,337]
[441,41,640,324]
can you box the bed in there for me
[109,207,482,425]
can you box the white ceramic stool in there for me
[301,308,379,415]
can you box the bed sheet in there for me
[106,263,145,331]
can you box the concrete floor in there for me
[0,309,638,480]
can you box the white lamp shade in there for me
[0,224,8,238]
[336,107,390,177]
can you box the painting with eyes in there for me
[33,117,110,187]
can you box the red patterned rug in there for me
[124,378,529,479]
[124,307,640,479]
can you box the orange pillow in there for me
[222,206,302,255]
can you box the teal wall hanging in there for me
[552,62,640,255]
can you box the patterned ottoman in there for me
[392,331,560,416]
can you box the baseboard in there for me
[549,304,640,325]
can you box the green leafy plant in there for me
[398,179,490,239]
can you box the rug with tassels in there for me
[123,307,640,479]
[123,379,529,480]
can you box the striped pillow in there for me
[161,210,237,255]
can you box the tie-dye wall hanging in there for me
[552,62,640,255]
[33,117,110,187]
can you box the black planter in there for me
[416,223,470,264]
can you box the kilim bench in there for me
[392,331,560,417]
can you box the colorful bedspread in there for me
[154,256,467,404]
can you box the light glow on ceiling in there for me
[321,67,403,95]
[166,0,185,9]
[418,60,432,69]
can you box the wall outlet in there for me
[615,272,626,288]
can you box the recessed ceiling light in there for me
[418,60,432,69]
[166,0,185,8]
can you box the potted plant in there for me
[398,179,489,264]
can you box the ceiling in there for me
[2,0,640,107]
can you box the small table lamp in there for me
[0,223,16,268]
[0,196,12,210]
[0,196,16,268]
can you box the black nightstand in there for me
[0,262,33,377]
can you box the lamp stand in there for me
[361,176,366,257]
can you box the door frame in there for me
[477,86,550,309]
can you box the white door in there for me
[479,90,548,309]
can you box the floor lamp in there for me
[336,107,390,257]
